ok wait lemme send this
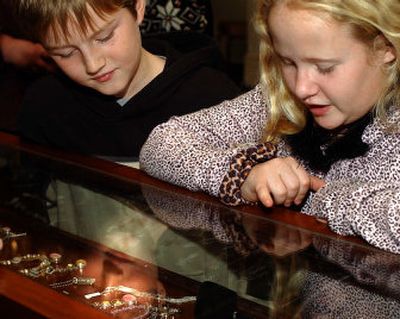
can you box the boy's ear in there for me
[135,0,146,25]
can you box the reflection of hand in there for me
[241,156,325,207]
[242,215,312,257]
[0,34,55,72]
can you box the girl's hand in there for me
[240,157,325,207]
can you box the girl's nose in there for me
[294,69,319,101]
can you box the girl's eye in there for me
[279,57,296,68]
[97,31,114,43]
[318,65,335,74]
[281,59,295,66]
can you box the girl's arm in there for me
[307,179,400,254]
[140,86,268,196]
[304,120,400,254]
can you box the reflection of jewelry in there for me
[49,276,96,289]
[85,285,196,304]
[0,226,27,240]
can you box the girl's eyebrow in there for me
[45,19,117,51]
[276,52,340,64]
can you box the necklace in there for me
[91,296,180,318]
[50,276,96,289]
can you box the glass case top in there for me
[0,143,399,319]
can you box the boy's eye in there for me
[97,31,114,43]
[51,50,75,59]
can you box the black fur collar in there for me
[285,113,373,173]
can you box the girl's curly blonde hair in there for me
[254,0,400,142]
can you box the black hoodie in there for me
[18,32,240,160]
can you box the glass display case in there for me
[0,132,399,319]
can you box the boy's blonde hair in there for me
[255,0,400,141]
[13,0,138,44]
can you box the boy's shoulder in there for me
[22,73,92,117]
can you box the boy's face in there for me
[45,3,146,99]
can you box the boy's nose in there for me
[83,52,106,75]
[294,69,319,101]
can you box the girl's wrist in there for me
[219,143,277,206]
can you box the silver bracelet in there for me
[85,285,196,304]
[50,276,96,289]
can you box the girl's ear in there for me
[135,0,146,25]
[375,35,396,64]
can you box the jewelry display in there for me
[91,297,180,319]
[85,285,196,304]
[45,259,87,276]
[49,276,96,289]
[0,253,47,266]
[0,252,88,279]
[49,252,62,264]
[20,259,52,278]
[0,231,188,319]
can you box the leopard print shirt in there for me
[140,85,400,254]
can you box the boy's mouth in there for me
[93,70,114,83]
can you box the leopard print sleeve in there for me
[219,143,277,206]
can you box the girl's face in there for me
[268,4,395,130]
[44,1,152,100]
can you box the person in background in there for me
[0,33,54,71]
[11,0,239,163]
[140,0,400,253]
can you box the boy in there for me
[11,0,239,162]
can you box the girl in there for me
[140,0,400,253]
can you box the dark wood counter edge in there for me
[0,132,368,248]
[0,267,113,319]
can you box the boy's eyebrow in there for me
[45,19,117,50]
[89,18,117,40]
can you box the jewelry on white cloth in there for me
[49,276,96,289]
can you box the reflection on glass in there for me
[0,150,400,318]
